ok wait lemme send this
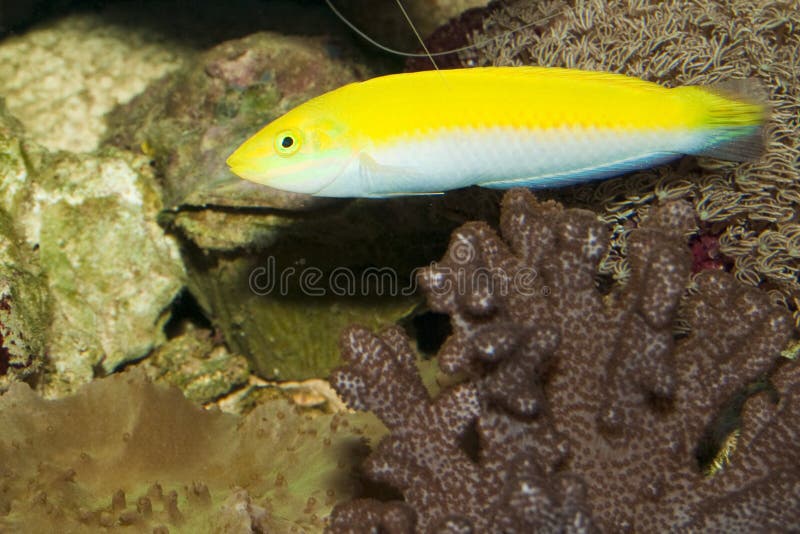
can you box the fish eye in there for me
[275,130,301,156]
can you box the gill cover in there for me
[226,105,353,195]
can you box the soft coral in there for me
[328,189,797,532]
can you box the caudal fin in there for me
[694,126,764,161]
[684,79,768,162]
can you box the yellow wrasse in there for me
[226,67,764,197]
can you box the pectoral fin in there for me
[358,152,443,197]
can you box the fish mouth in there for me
[227,151,354,196]
[226,148,258,181]
[225,151,242,169]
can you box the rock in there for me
[0,12,188,152]
[104,30,373,212]
[101,29,465,380]
[0,101,186,395]
[0,103,50,392]
[102,26,506,380]
[179,187,505,381]
[329,0,492,54]
[0,207,49,392]
[36,150,186,393]
[136,325,250,405]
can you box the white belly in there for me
[316,126,704,197]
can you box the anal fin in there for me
[359,152,443,197]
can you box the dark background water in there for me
[0,0,411,73]
[3,1,332,39]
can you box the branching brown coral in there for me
[418,0,800,326]
[328,189,798,532]
[331,324,590,533]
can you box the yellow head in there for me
[226,97,354,195]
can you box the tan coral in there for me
[0,369,385,532]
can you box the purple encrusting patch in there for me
[690,232,732,274]
[0,296,11,376]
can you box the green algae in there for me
[0,102,50,391]
[29,150,186,392]
[195,278,419,380]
